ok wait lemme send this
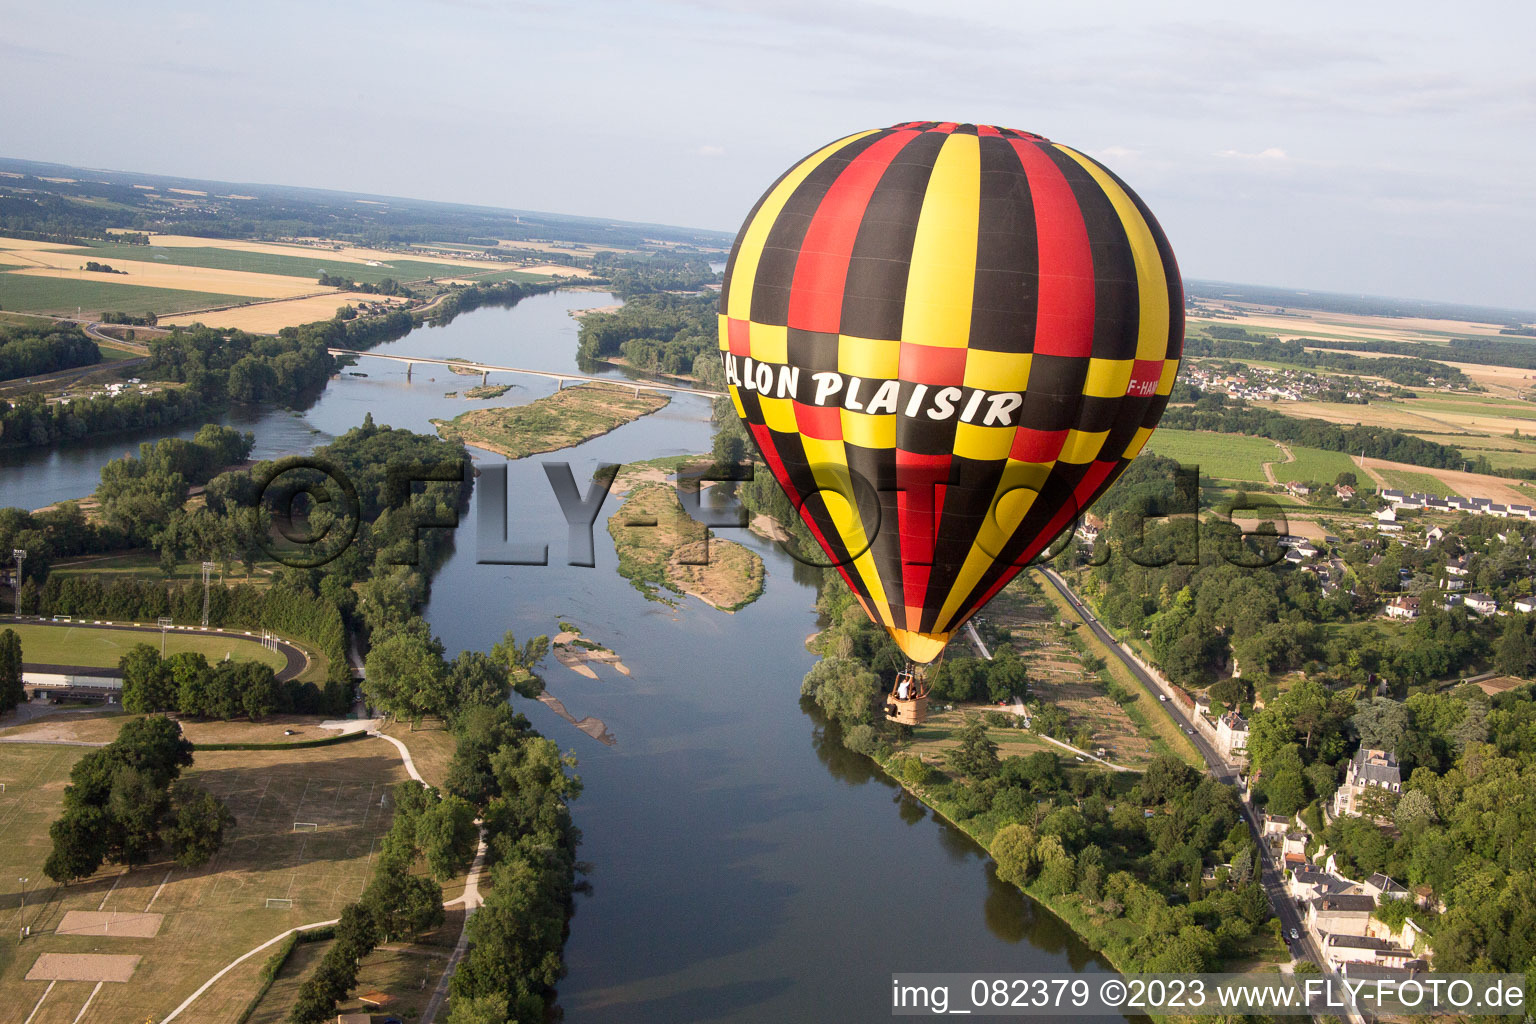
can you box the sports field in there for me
[0,735,411,1022]
[7,622,286,672]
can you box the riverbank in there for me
[871,747,1137,974]
[431,381,668,459]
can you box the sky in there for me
[2,0,1533,310]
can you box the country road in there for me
[1262,441,1295,486]
[1036,567,1327,972]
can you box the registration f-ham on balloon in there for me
[719,121,1183,723]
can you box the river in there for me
[2,291,1125,1022]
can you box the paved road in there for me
[1037,568,1328,969]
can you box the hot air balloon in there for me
[719,121,1182,723]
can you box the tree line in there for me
[1162,389,1467,469]
[1189,326,1470,388]
[0,320,100,382]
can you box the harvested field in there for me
[0,235,72,250]
[1360,456,1532,504]
[26,952,140,982]
[56,910,164,937]
[3,249,325,298]
[162,291,407,333]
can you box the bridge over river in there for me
[327,348,724,399]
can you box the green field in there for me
[1270,445,1359,485]
[63,241,488,285]
[459,266,549,284]
[9,622,286,671]
[0,273,248,316]
[1379,469,1463,498]
[1142,428,1279,481]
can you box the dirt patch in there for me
[27,953,141,982]
[57,910,164,938]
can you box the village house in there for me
[1336,484,1356,500]
[1374,506,1398,523]
[1289,868,1352,903]
[1465,592,1498,615]
[1358,873,1410,901]
[1309,894,1377,938]
[1385,595,1420,620]
[1216,710,1248,757]
[1516,597,1536,614]
[1324,933,1418,969]
[1334,748,1402,818]
[1424,526,1446,547]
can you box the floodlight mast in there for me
[158,616,173,655]
[201,561,215,627]
[10,549,24,614]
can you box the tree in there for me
[991,824,1039,887]
[447,994,512,1024]
[167,784,235,866]
[418,795,479,881]
[0,628,23,713]
[947,719,999,779]
[447,650,510,711]
[44,806,108,883]
[799,657,881,726]
[119,643,174,713]
[364,866,444,941]
[491,630,549,699]
[985,647,1029,703]
[365,629,449,724]
[1353,697,1412,752]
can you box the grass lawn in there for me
[0,737,411,1022]
[1142,429,1278,482]
[60,241,477,286]
[382,719,458,789]
[7,621,287,672]
[0,273,249,316]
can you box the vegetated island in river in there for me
[431,381,668,459]
[607,459,766,612]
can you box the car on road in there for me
[1289,927,1299,940]
[1158,694,1167,702]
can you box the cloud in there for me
[1218,147,1289,161]
[1096,145,1140,160]
[695,144,727,157]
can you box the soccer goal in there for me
[292,822,318,833]
[265,898,294,909]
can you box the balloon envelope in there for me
[719,121,1183,663]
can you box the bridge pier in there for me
[406,362,413,380]
[481,370,488,385]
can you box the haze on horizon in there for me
[2,0,1532,311]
